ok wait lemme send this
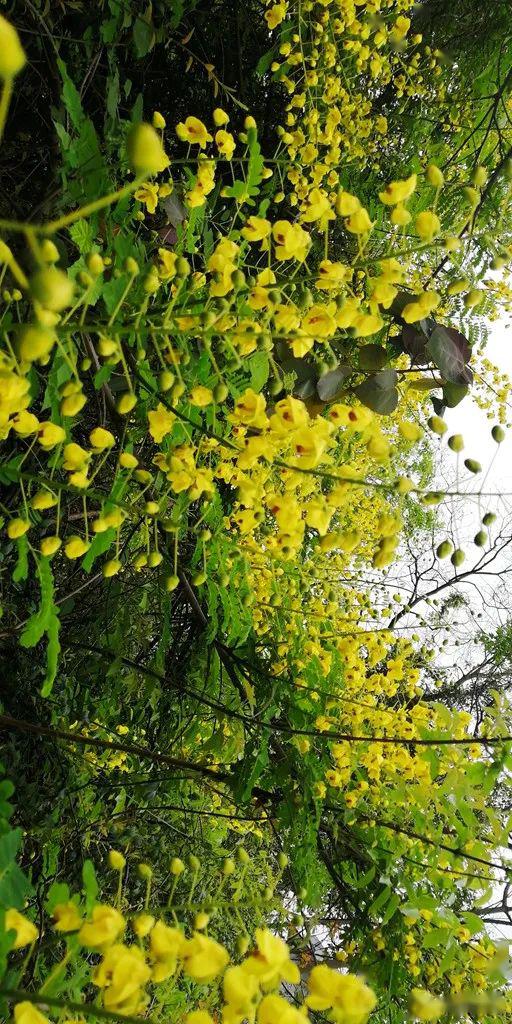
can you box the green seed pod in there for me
[269,378,282,397]
[448,434,464,452]
[491,256,507,271]
[428,415,447,436]
[464,288,484,309]
[222,858,235,876]
[492,425,506,443]
[471,165,487,188]
[165,574,180,592]
[236,846,250,864]
[232,269,246,290]
[188,854,201,871]
[464,458,481,473]
[201,310,217,328]
[474,530,488,547]
[213,381,229,402]
[159,370,175,392]
[268,288,282,304]
[463,186,479,207]
[451,548,465,568]
[482,512,496,526]
[436,540,453,559]
[192,570,206,586]
[175,256,191,277]
[278,852,288,869]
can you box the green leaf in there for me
[82,859,98,913]
[68,219,95,254]
[12,534,28,583]
[368,885,391,917]
[358,345,389,372]
[426,326,472,386]
[354,370,399,415]
[19,557,61,696]
[249,351,269,391]
[45,882,71,916]
[0,829,32,907]
[133,10,155,58]
[422,926,450,948]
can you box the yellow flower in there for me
[291,426,329,468]
[12,411,39,436]
[176,116,213,148]
[148,403,175,443]
[14,1005,49,1024]
[306,965,377,1024]
[273,220,310,262]
[153,111,166,129]
[300,188,334,224]
[335,191,360,216]
[158,249,177,280]
[134,182,159,214]
[216,129,236,159]
[223,965,259,1014]
[63,443,90,472]
[182,932,229,982]
[78,904,125,948]
[390,203,411,226]
[316,260,349,290]
[38,422,66,450]
[265,3,287,28]
[241,216,272,243]
[41,536,61,557]
[5,909,38,948]
[409,990,446,1021]
[7,518,30,540]
[213,109,229,126]
[53,902,82,932]
[258,994,305,1024]
[150,921,184,981]
[187,1014,215,1024]
[269,396,309,433]
[93,942,151,1014]
[415,210,441,241]
[301,303,337,338]
[345,207,373,234]
[329,404,372,430]
[189,386,213,408]
[229,389,268,429]
[90,427,115,450]
[244,928,300,987]
[379,173,417,206]
[132,914,155,939]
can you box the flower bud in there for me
[427,415,447,436]
[138,862,153,879]
[127,123,170,175]
[451,548,465,567]
[447,434,464,452]
[0,15,26,79]
[436,540,452,559]
[426,164,443,188]
[30,267,74,312]
[492,425,505,443]
[170,857,185,875]
[474,530,487,547]
[108,850,126,870]
[188,854,201,871]
[482,512,496,526]
[464,458,481,473]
